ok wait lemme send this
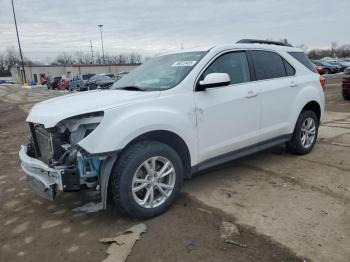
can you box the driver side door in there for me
[194,51,261,162]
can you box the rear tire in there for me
[109,141,183,219]
[286,110,319,155]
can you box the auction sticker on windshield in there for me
[172,61,197,67]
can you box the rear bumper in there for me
[19,145,63,200]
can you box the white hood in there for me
[26,89,160,128]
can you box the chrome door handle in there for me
[246,90,258,98]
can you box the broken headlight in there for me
[57,111,104,144]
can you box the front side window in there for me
[112,51,207,91]
[201,52,251,85]
[251,50,288,80]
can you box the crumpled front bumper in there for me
[19,145,63,200]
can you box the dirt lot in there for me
[0,75,349,262]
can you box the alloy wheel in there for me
[132,156,176,209]
[300,117,316,148]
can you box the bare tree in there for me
[116,54,127,64]
[331,41,338,58]
[52,52,74,65]
[5,46,20,66]
[307,43,350,60]
[0,53,10,76]
[74,51,85,64]
[0,54,6,71]
[128,52,142,64]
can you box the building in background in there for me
[10,63,140,84]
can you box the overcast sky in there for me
[0,0,349,61]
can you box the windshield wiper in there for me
[117,86,146,91]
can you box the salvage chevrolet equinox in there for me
[19,39,325,218]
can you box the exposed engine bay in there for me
[26,112,104,195]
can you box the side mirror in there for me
[198,73,230,90]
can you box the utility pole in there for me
[90,40,94,64]
[97,24,105,64]
[11,0,26,83]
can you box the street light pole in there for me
[11,0,26,83]
[97,24,105,64]
[90,40,94,64]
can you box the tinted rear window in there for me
[251,51,288,80]
[82,74,94,80]
[288,52,317,73]
[92,75,110,81]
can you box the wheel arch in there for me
[100,130,192,210]
[289,83,324,134]
[301,101,321,123]
[123,130,192,178]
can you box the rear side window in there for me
[284,60,295,76]
[288,52,317,73]
[251,51,289,80]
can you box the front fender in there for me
[78,103,198,165]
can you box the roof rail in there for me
[236,39,293,47]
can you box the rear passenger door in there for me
[250,50,296,140]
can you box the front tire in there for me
[286,110,319,155]
[109,141,183,219]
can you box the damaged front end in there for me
[19,112,105,200]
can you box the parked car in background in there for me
[70,74,95,91]
[342,67,350,100]
[86,74,115,90]
[324,60,350,72]
[313,61,341,74]
[57,79,70,90]
[20,39,325,218]
[115,71,129,81]
[47,76,62,89]
[313,63,326,75]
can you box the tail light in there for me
[319,76,326,89]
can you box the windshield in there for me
[82,74,94,80]
[112,51,206,91]
[91,75,111,81]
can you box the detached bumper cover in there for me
[19,145,63,200]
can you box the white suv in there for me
[19,39,325,218]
